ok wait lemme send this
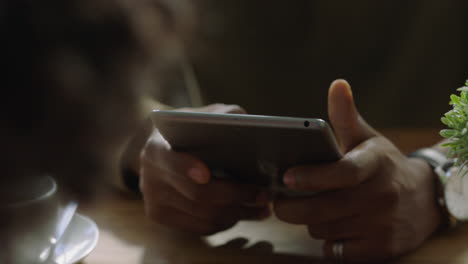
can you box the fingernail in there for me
[283,170,296,188]
[188,167,207,184]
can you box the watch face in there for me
[445,167,468,220]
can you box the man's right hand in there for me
[140,104,270,235]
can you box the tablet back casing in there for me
[152,111,342,195]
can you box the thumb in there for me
[328,79,380,152]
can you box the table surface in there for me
[80,128,468,264]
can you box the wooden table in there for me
[81,129,468,264]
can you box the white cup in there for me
[0,176,61,264]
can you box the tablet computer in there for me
[151,110,342,195]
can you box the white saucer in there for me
[53,213,99,264]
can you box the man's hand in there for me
[140,104,269,235]
[274,80,442,262]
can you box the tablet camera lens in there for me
[304,121,310,127]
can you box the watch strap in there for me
[409,148,460,229]
[408,148,449,169]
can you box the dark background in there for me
[176,0,468,128]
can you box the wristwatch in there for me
[409,148,468,229]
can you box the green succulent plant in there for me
[440,81,468,169]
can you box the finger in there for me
[251,206,272,220]
[323,238,396,263]
[186,179,266,206]
[142,177,260,235]
[146,180,267,222]
[141,131,211,184]
[274,177,390,225]
[246,241,274,253]
[212,104,247,114]
[307,216,365,241]
[178,104,247,114]
[227,106,247,114]
[145,204,230,235]
[142,180,216,220]
[273,194,356,226]
[283,137,383,191]
[142,160,266,206]
[217,238,249,250]
[194,180,265,206]
[274,196,354,226]
[327,79,380,152]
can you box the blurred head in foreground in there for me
[0,0,191,198]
